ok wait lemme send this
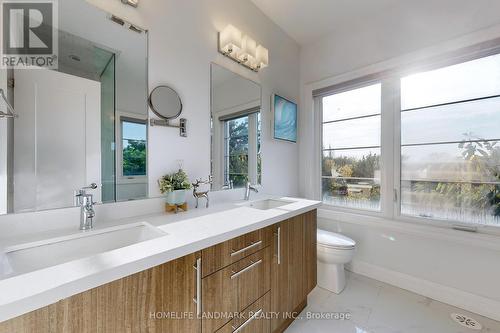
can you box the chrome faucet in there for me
[244,182,258,201]
[75,183,97,230]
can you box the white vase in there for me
[166,189,187,205]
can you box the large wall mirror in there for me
[0,0,148,215]
[210,63,262,191]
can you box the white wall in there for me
[299,16,500,320]
[86,0,301,198]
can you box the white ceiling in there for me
[251,0,500,46]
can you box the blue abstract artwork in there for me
[273,94,297,142]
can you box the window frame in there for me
[222,112,260,188]
[316,47,500,230]
[319,80,386,214]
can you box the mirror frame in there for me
[148,85,183,120]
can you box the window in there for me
[121,119,147,177]
[321,83,382,211]
[224,115,249,188]
[223,113,261,188]
[400,54,500,225]
[318,50,500,227]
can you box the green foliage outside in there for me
[123,140,146,176]
[322,151,381,204]
[226,117,249,188]
[423,134,500,218]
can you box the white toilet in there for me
[317,229,356,294]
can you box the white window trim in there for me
[312,37,500,236]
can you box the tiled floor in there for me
[285,272,500,332]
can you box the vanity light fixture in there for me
[120,0,138,8]
[218,24,269,72]
[109,15,146,34]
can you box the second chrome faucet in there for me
[244,182,258,201]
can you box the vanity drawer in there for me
[216,292,271,333]
[202,247,271,333]
[202,226,273,277]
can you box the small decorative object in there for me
[158,169,192,213]
[192,176,213,208]
[272,94,297,143]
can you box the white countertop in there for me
[0,196,320,322]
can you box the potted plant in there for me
[158,169,192,205]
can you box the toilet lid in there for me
[317,229,356,250]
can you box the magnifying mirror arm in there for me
[149,118,187,137]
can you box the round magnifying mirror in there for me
[148,86,183,120]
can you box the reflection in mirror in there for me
[0,0,148,215]
[210,64,262,191]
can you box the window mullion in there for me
[380,78,399,219]
[392,80,402,219]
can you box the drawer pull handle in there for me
[231,309,263,333]
[192,258,202,316]
[230,259,262,279]
[276,227,281,265]
[231,240,263,257]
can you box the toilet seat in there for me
[317,229,356,250]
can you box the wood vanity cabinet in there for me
[0,209,317,333]
[271,209,317,333]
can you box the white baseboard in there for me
[347,260,500,322]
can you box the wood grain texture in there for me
[217,292,271,333]
[288,213,305,311]
[202,247,271,333]
[270,221,289,332]
[271,299,307,333]
[271,210,317,332]
[304,210,318,295]
[0,303,56,333]
[202,227,272,278]
[0,253,201,333]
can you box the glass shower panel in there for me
[100,54,116,203]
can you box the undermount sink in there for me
[1,222,167,279]
[244,199,296,210]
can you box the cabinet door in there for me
[304,209,318,295]
[270,221,289,332]
[157,252,202,333]
[96,252,201,333]
[288,214,305,310]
